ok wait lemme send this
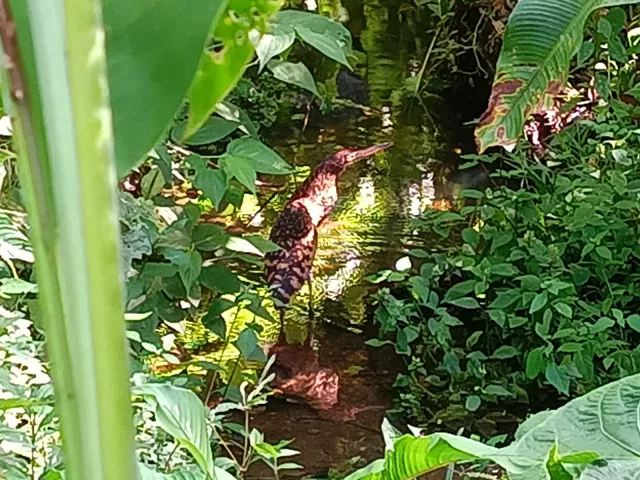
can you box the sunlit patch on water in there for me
[229,115,463,339]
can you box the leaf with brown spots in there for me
[475,0,638,153]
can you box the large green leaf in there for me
[267,60,319,97]
[225,138,294,175]
[276,10,353,69]
[256,24,295,72]
[138,464,236,480]
[474,0,639,153]
[185,0,282,138]
[579,461,640,479]
[171,117,240,146]
[104,0,226,176]
[133,384,215,479]
[138,465,205,480]
[347,374,640,480]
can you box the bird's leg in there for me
[278,309,286,344]
[307,271,316,346]
[308,270,315,322]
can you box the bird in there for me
[264,142,392,334]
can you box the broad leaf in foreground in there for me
[276,10,353,69]
[474,0,638,153]
[104,0,226,176]
[133,384,215,479]
[185,0,282,138]
[347,374,640,480]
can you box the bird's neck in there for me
[290,173,340,227]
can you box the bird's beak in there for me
[346,142,392,164]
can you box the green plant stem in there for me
[241,408,251,470]
[3,0,137,478]
[413,27,440,97]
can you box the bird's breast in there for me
[297,184,338,226]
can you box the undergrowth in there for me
[369,100,640,437]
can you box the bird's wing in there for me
[266,204,317,305]
[269,203,314,248]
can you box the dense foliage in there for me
[367,4,640,439]
[370,104,640,432]
[3,0,640,479]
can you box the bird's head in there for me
[320,142,392,174]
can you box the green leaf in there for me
[444,280,477,302]
[530,291,548,314]
[492,346,519,359]
[465,395,481,412]
[627,314,640,333]
[408,249,429,258]
[178,251,202,292]
[189,156,229,210]
[553,302,573,318]
[133,384,215,478]
[138,464,208,480]
[595,246,613,261]
[192,224,229,252]
[466,331,483,349]
[226,138,294,175]
[461,228,480,248]
[0,278,38,295]
[221,155,257,193]
[0,397,55,410]
[347,375,640,480]
[244,235,281,254]
[0,213,33,264]
[104,0,226,176]
[200,265,242,294]
[461,189,484,199]
[490,232,513,253]
[256,24,296,72]
[216,101,260,138]
[234,327,267,362]
[446,297,481,309]
[545,363,570,395]
[526,347,546,379]
[474,0,640,152]
[277,10,353,69]
[627,83,640,101]
[577,40,595,65]
[590,317,615,334]
[172,117,239,146]
[267,60,319,97]
[491,263,519,277]
[485,385,514,397]
[489,289,521,309]
[580,460,640,480]
[202,298,234,339]
[185,2,281,137]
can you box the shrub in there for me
[368,102,640,434]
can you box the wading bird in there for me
[265,142,392,332]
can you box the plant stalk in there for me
[1,0,137,478]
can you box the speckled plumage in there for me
[265,143,391,311]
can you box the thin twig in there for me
[212,424,241,466]
[413,27,441,97]
[472,12,489,78]
[163,443,180,471]
[246,191,277,227]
